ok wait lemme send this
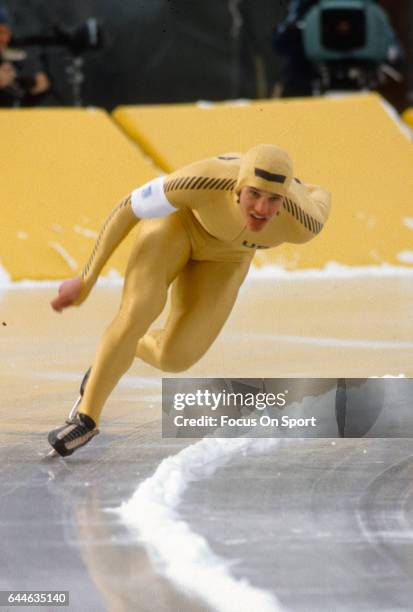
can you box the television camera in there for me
[275,0,402,94]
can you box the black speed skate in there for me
[48,413,99,457]
[47,368,98,458]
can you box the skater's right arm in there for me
[75,194,140,306]
[51,159,223,311]
[52,174,178,310]
[78,168,202,305]
[50,194,138,311]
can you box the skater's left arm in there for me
[282,179,331,244]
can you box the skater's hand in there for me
[51,276,83,312]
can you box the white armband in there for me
[131,176,176,219]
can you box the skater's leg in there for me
[136,258,252,372]
[79,215,191,424]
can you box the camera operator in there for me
[0,6,51,107]
[272,0,319,97]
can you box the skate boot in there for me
[48,413,99,457]
[46,367,96,458]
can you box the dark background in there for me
[2,0,412,111]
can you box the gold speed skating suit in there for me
[74,145,331,424]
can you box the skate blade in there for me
[42,391,83,461]
[42,448,60,460]
[40,447,69,463]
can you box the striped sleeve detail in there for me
[82,195,131,279]
[164,176,237,193]
[283,197,323,234]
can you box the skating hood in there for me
[235,144,293,197]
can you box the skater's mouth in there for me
[247,213,270,230]
[250,213,268,221]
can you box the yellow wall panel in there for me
[2,98,412,281]
[1,108,157,280]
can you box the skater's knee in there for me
[158,348,200,373]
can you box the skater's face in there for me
[239,186,283,232]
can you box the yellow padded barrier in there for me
[113,94,413,269]
[402,108,413,131]
[1,108,157,280]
